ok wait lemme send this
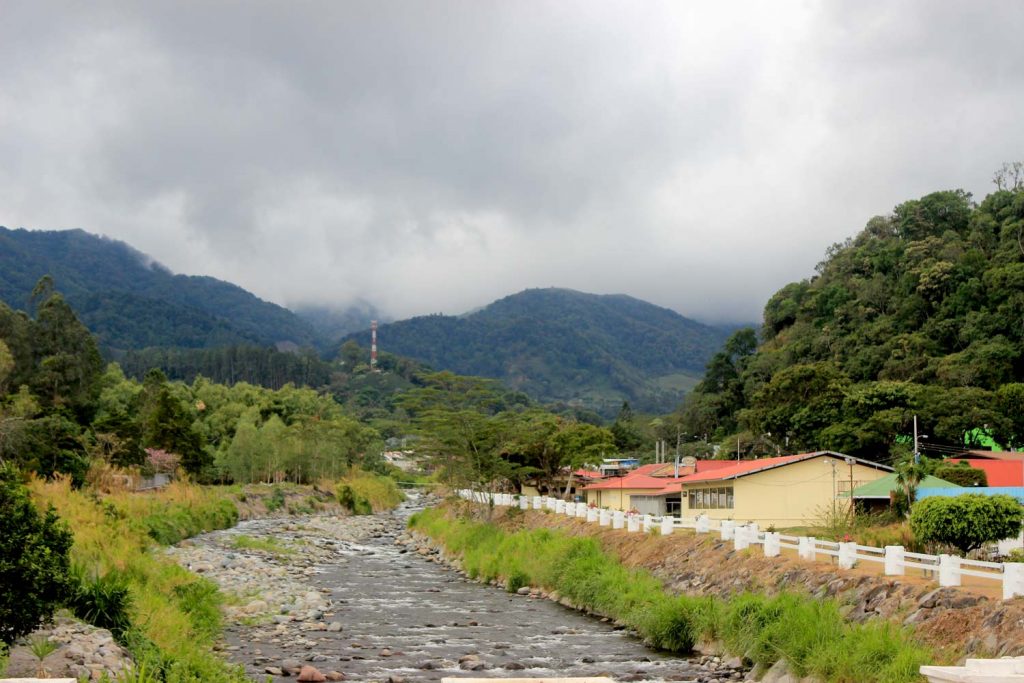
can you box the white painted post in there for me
[838,542,857,569]
[884,546,905,576]
[586,507,598,523]
[1002,562,1024,600]
[613,510,625,529]
[577,502,588,518]
[555,499,565,514]
[519,495,528,510]
[565,502,576,517]
[734,525,750,551]
[627,514,640,533]
[763,532,780,557]
[798,536,817,561]
[696,515,710,534]
[939,554,961,587]
[642,515,653,533]
[720,520,735,540]
[661,516,674,535]
[533,496,542,510]
[599,508,611,526]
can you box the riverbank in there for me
[6,476,405,681]
[166,494,739,682]
[408,503,946,683]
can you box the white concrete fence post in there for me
[519,495,528,510]
[599,508,611,526]
[734,525,750,551]
[720,520,735,541]
[838,542,857,569]
[939,554,961,587]
[576,502,588,518]
[613,510,625,529]
[555,499,565,514]
[586,506,598,523]
[642,515,653,533]
[763,531,781,558]
[533,496,542,510]
[696,515,710,534]
[884,546,905,576]
[799,536,817,561]
[1003,562,1024,600]
[661,516,674,535]
[627,514,640,533]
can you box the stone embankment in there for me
[1,617,131,681]
[469,508,1024,663]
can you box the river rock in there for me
[297,665,328,681]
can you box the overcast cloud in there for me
[2,1,1023,323]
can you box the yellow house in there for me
[668,451,892,529]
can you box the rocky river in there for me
[168,493,746,682]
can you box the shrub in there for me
[69,565,134,641]
[934,463,987,488]
[910,494,1024,554]
[0,466,75,645]
[266,486,286,512]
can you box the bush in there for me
[69,565,134,641]
[910,494,1024,554]
[266,486,286,512]
[934,463,987,488]
[0,466,75,645]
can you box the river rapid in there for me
[170,494,743,682]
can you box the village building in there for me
[582,460,734,512]
[607,452,892,528]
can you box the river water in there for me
[210,495,723,682]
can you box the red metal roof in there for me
[573,469,604,479]
[673,451,892,484]
[949,459,1024,487]
[582,459,743,491]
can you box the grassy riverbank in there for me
[30,477,246,682]
[409,505,933,683]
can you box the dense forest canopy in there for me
[343,287,731,416]
[676,176,1024,462]
[0,284,620,495]
[0,227,317,350]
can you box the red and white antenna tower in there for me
[370,320,378,370]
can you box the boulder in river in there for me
[297,665,328,681]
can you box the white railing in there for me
[455,489,1024,600]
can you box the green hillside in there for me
[0,227,316,350]
[678,181,1024,460]
[344,288,729,415]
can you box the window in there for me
[686,486,734,509]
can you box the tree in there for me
[910,494,1023,555]
[0,466,75,645]
[610,401,643,452]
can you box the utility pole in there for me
[913,415,920,465]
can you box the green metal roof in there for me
[847,473,962,499]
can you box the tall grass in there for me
[409,507,934,683]
[29,477,245,682]
[336,468,404,514]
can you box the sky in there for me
[2,2,1023,324]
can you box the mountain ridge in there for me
[343,287,729,415]
[0,226,316,350]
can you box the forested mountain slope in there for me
[679,181,1024,460]
[0,227,316,350]
[344,288,730,415]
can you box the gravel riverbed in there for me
[167,495,750,682]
